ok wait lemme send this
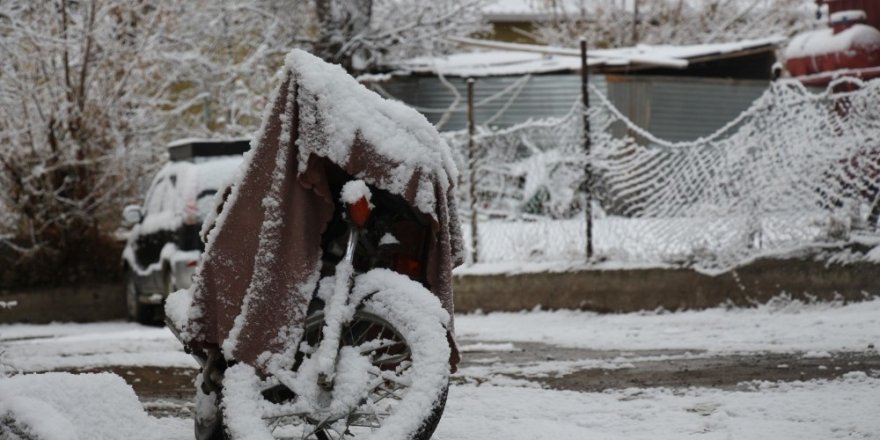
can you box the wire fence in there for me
[443,77,880,273]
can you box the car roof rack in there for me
[168,138,251,162]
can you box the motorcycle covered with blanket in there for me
[165,49,464,440]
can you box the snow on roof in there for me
[481,0,636,21]
[395,36,785,77]
[784,23,880,59]
[166,137,251,148]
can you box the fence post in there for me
[580,39,594,261]
[467,78,479,264]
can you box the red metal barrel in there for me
[818,0,880,29]
[784,4,880,86]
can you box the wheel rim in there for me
[165,270,176,296]
[125,275,138,319]
[260,311,413,439]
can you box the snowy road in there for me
[2,297,879,439]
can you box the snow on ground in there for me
[455,296,880,354]
[6,370,879,439]
[0,322,197,372]
[3,296,877,373]
[2,297,879,438]
[435,372,880,440]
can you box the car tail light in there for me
[186,260,198,268]
[393,254,422,279]
[348,197,372,228]
[184,200,198,225]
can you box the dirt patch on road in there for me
[457,341,880,392]
[69,365,198,399]
[67,366,197,417]
[60,343,880,416]
[542,351,880,391]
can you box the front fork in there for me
[275,223,362,404]
[311,225,360,376]
[195,225,363,405]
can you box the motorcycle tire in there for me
[221,269,452,440]
[194,372,227,440]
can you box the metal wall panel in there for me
[606,76,770,142]
[378,73,770,143]
[376,74,607,132]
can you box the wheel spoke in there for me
[254,309,425,439]
[357,338,400,353]
[372,351,410,366]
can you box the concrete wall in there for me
[0,283,125,324]
[0,257,876,323]
[452,258,879,313]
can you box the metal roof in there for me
[392,36,785,77]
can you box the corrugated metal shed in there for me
[374,74,607,131]
[375,73,769,142]
[605,75,771,142]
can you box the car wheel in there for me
[125,270,150,324]
[164,268,178,296]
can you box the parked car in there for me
[121,139,249,323]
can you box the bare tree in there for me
[537,0,816,49]
[0,0,486,286]
[312,0,488,72]
[0,1,185,284]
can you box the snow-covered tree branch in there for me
[0,1,187,282]
[536,0,816,48]
[312,0,488,71]
[0,0,488,285]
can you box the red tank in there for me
[784,1,880,86]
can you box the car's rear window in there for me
[193,156,243,220]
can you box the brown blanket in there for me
[186,50,463,372]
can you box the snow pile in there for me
[0,372,162,440]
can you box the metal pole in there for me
[580,39,594,261]
[467,78,479,264]
[632,0,640,46]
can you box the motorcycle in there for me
[166,49,463,440]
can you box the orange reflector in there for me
[348,197,372,227]
[394,255,422,279]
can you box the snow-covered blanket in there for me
[178,49,463,371]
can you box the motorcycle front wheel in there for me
[221,270,452,440]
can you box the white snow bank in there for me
[0,372,162,440]
[435,372,880,439]
[456,296,880,353]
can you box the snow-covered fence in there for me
[446,77,880,273]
